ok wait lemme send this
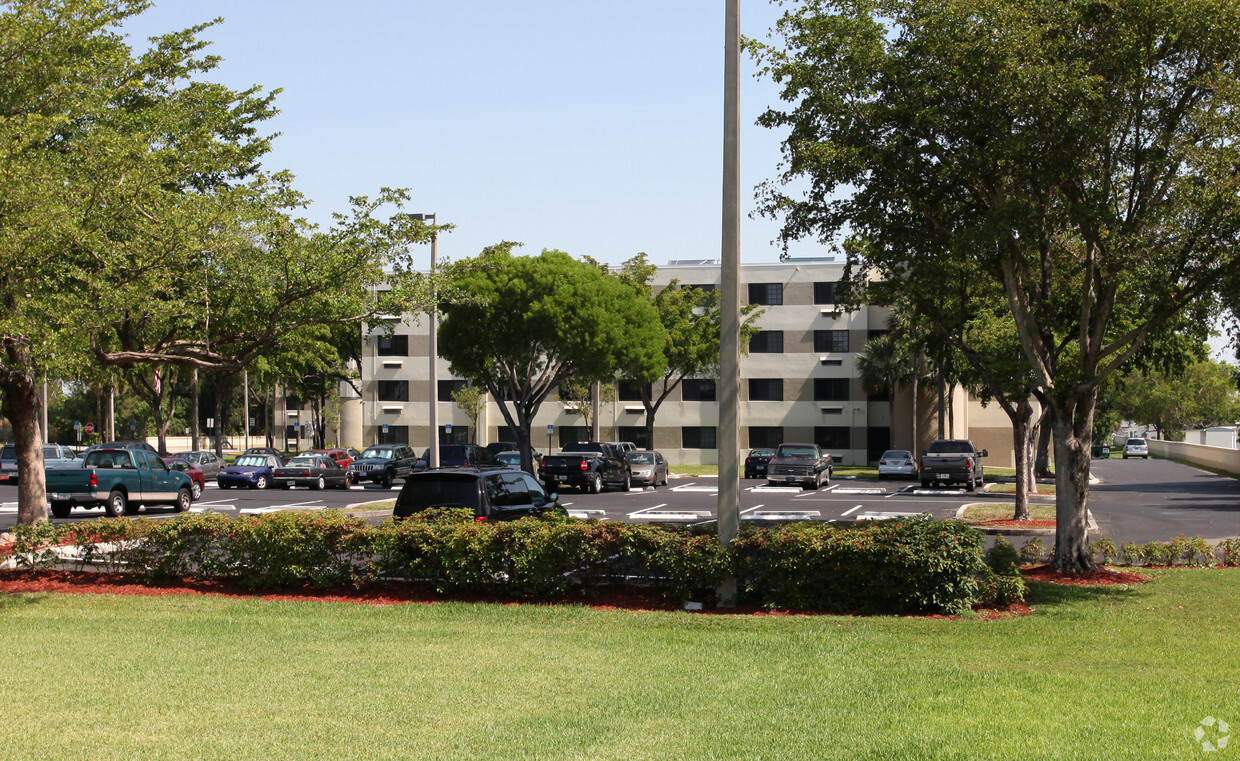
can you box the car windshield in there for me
[775,445,817,458]
[398,475,480,511]
[233,455,270,467]
[1127,439,1146,446]
[497,452,521,464]
[626,452,655,464]
[362,448,394,459]
[881,451,913,459]
[750,449,775,457]
[286,457,317,467]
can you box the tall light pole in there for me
[717,0,742,605]
[409,213,440,469]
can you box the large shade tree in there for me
[437,244,667,474]
[752,0,1240,572]
[0,2,435,524]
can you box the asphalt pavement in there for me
[0,457,1236,543]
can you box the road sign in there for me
[445,424,452,434]
[84,422,95,434]
[382,424,389,434]
[74,420,81,429]
[547,424,554,434]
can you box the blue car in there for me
[217,453,284,490]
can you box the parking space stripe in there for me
[841,505,863,516]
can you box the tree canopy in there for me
[752,0,1240,571]
[0,1,435,523]
[438,245,666,473]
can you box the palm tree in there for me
[857,334,913,455]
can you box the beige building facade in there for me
[347,259,1025,468]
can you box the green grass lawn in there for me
[3,570,1239,760]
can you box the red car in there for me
[162,457,206,501]
[304,448,353,470]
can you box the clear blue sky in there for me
[118,1,821,269]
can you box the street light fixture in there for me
[408,213,440,470]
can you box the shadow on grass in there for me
[1025,579,1148,609]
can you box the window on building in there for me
[748,426,784,448]
[815,426,851,450]
[748,330,784,353]
[437,380,469,401]
[748,282,784,305]
[814,329,850,353]
[682,427,717,449]
[681,379,717,402]
[376,334,408,356]
[686,283,716,292]
[813,281,837,304]
[496,426,516,443]
[375,425,409,445]
[377,380,409,402]
[439,426,469,445]
[617,381,650,402]
[558,426,591,448]
[814,378,850,401]
[618,426,650,450]
[748,378,783,402]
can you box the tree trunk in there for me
[214,384,225,456]
[2,371,48,525]
[911,356,921,454]
[191,368,200,450]
[1050,398,1098,573]
[937,372,946,439]
[1035,414,1053,477]
[1009,401,1034,521]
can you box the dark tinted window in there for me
[682,427,717,449]
[748,379,783,401]
[682,379,716,402]
[376,334,408,356]
[814,330,850,353]
[748,283,783,305]
[396,474,481,513]
[814,378,850,401]
[813,282,837,304]
[749,331,784,353]
[749,427,784,448]
[378,380,409,401]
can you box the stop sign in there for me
[84,422,95,434]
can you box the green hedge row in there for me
[9,511,1000,614]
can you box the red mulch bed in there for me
[0,569,1028,619]
[1022,564,1151,585]
[973,520,1057,528]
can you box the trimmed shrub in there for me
[226,511,374,590]
[732,516,986,615]
[979,568,1027,607]
[986,536,1022,576]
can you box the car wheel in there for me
[621,473,631,492]
[104,489,128,518]
[190,481,203,501]
[50,502,72,519]
[588,473,602,494]
[313,476,325,491]
[966,477,976,492]
[219,483,232,490]
[766,480,776,487]
[920,480,932,489]
[255,475,269,490]
[173,488,191,513]
[381,473,393,489]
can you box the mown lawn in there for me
[2,570,1238,760]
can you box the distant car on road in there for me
[744,448,775,479]
[766,443,833,489]
[877,450,918,480]
[416,443,501,470]
[1,443,81,484]
[393,468,565,521]
[348,445,417,487]
[1123,438,1150,459]
[242,447,284,459]
[163,457,206,500]
[171,450,221,480]
[495,451,523,470]
[304,448,354,470]
[273,455,350,490]
[625,450,668,487]
[217,453,284,490]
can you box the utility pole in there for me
[717,0,742,605]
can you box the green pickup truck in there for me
[45,447,193,518]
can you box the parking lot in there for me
[2,457,1237,543]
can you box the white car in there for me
[1123,438,1149,459]
[877,449,918,479]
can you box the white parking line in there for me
[672,484,719,493]
[627,503,669,519]
[741,504,766,514]
[841,505,863,516]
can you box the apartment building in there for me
[342,258,1019,467]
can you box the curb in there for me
[954,505,1097,537]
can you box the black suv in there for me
[349,444,417,488]
[415,443,501,470]
[393,468,565,521]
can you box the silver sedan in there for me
[625,450,669,488]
